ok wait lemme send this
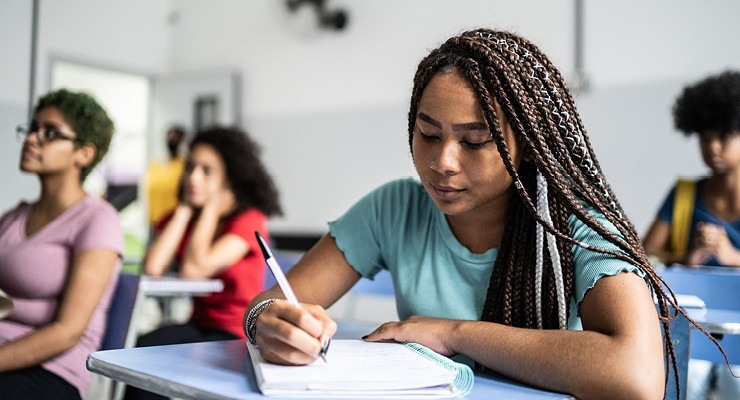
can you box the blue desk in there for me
[87,325,572,399]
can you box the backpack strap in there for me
[670,178,697,256]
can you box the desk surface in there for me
[139,276,224,296]
[88,332,572,399]
[687,308,740,335]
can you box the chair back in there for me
[660,266,740,310]
[100,272,140,351]
[660,266,740,365]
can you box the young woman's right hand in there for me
[254,301,337,365]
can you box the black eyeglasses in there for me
[16,124,81,145]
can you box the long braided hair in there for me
[406,28,721,398]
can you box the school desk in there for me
[87,322,573,400]
[139,275,224,324]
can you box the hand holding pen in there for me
[255,232,332,363]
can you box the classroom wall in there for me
[1,0,739,237]
[166,0,740,234]
[0,0,172,210]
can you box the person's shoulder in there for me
[82,195,118,214]
[372,177,425,198]
[225,208,267,232]
[361,178,432,221]
[673,176,707,187]
[0,201,32,224]
[2,200,32,215]
[74,196,121,226]
[232,207,267,222]
[693,176,709,187]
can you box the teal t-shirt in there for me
[328,178,644,330]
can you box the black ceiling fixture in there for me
[285,0,349,31]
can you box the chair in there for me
[660,266,740,310]
[87,272,141,400]
[100,272,141,350]
[659,266,740,400]
[659,266,740,365]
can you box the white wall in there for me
[586,1,740,87]
[164,0,577,233]
[577,80,705,234]
[168,1,574,118]
[166,0,740,234]
[2,0,739,236]
[0,0,172,211]
[0,2,35,207]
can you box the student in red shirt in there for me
[125,126,281,400]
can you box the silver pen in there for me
[255,231,331,362]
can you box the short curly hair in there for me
[188,126,282,217]
[673,70,740,137]
[35,89,115,181]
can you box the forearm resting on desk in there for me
[365,273,665,400]
[456,322,662,400]
[470,274,664,400]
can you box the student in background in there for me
[125,127,282,400]
[245,28,700,399]
[643,70,740,400]
[644,71,740,268]
[145,125,187,229]
[0,89,122,399]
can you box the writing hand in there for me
[363,315,460,357]
[255,301,337,365]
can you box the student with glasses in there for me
[0,89,123,399]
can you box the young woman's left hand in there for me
[206,187,236,215]
[362,315,462,357]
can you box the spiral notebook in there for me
[247,339,474,398]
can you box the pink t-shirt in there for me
[0,196,123,396]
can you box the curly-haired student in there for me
[644,70,740,399]
[125,126,282,400]
[644,70,740,268]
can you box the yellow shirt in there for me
[146,157,185,225]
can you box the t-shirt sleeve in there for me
[328,180,409,279]
[656,184,677,224]
[570,210,646,314]
[74,201,124,257]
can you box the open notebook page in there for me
[248,339,473,398]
